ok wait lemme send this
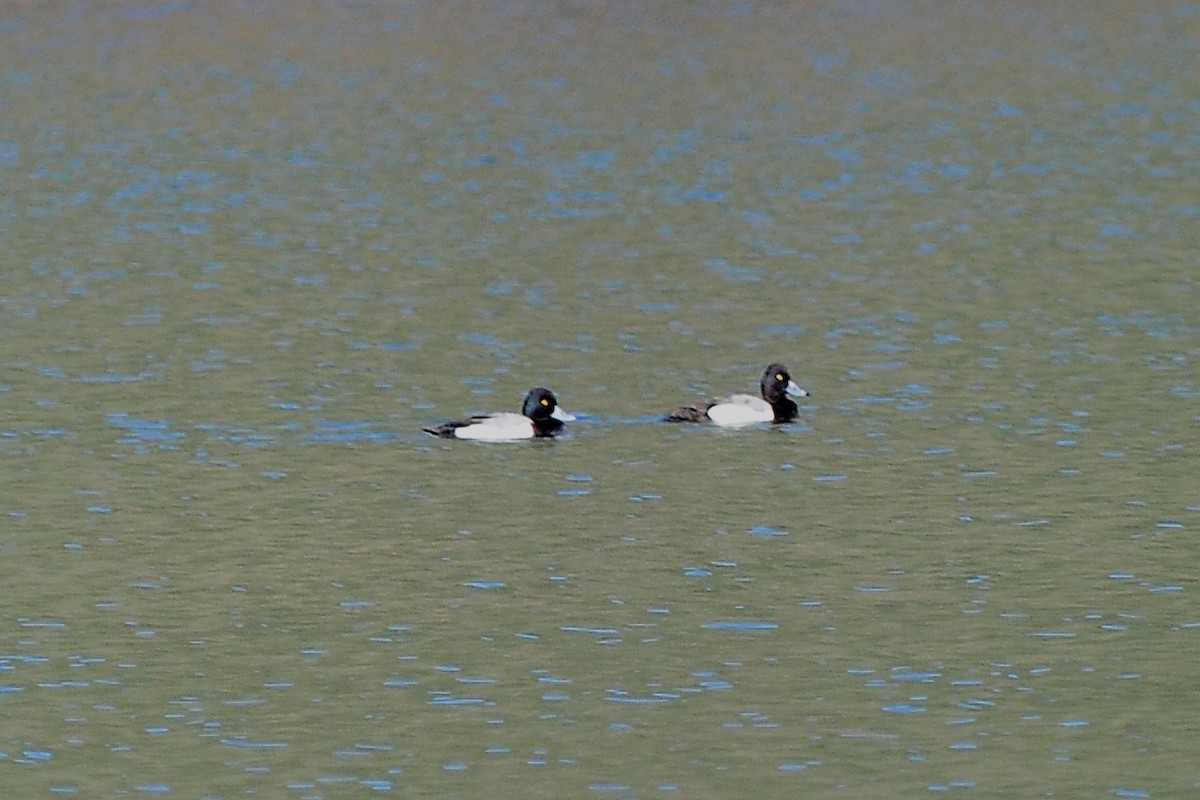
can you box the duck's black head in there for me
[521,387,575,436]
[522,387,559,420]
[759,363,809,422]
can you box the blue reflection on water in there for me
[306,421,399,443]
[701,621,778,632]
[561,625,620,635]
[108,413,186,449]
[604,692,675,705]
[220,738,287,749]
[428,695,488,706]
[892,671,941,683]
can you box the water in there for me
[3,3,1200,797]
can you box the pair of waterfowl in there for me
[423,363,809,441]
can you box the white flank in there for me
[706,394,773,426]
[453,413,535,441]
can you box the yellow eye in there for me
[776,373,784,381]
[540,398,549,406]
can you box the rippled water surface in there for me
[3,3,1199,797]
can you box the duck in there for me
[667,363,809,426]
[424,387,575,441]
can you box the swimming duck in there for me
[667,363,809,426]
[424,387,575,440]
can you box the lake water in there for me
[3,3,1199,797]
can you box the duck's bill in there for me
[785,380,809,398]
[552,407,576,422]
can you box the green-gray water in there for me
[3,3,1198,798]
